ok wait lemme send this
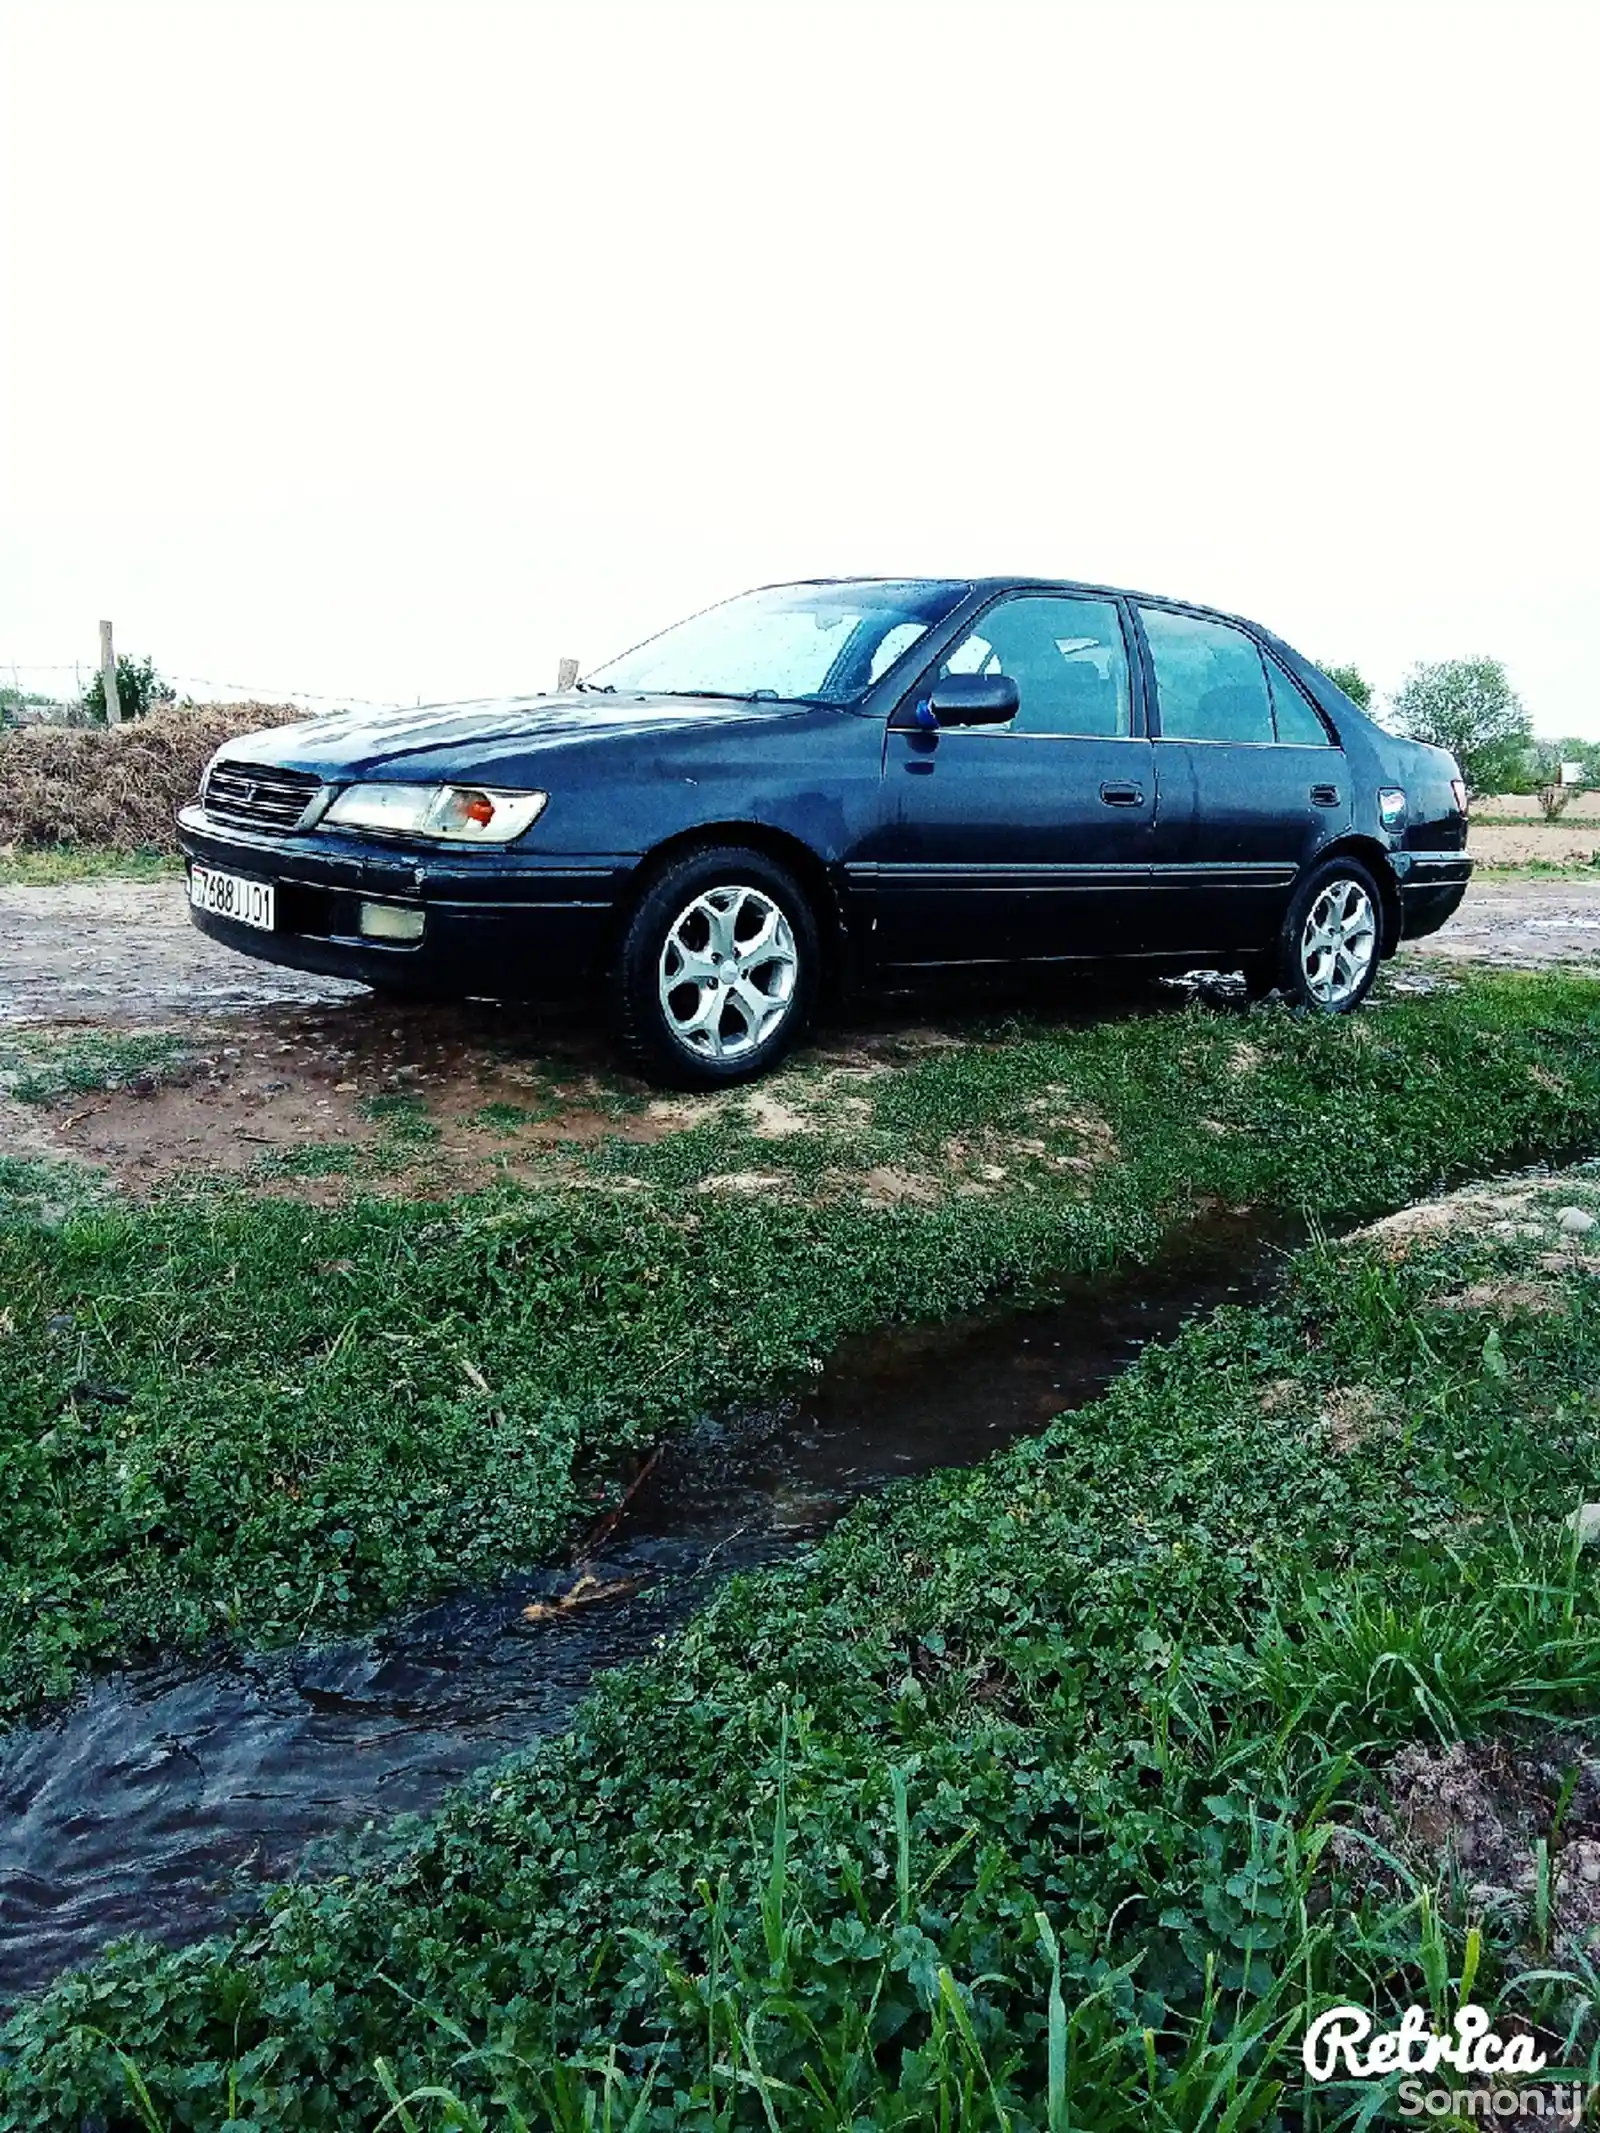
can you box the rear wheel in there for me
[612,845,819,1087]
[1273,857,1383,1013]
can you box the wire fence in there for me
[0,660,401,721]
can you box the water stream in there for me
[0,1220,1290,2001]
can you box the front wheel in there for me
[612,846,819,1087]
[1272,858,1384,1013]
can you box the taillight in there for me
[1451,778,1468,815]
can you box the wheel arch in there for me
[609,821,849,985]
[1308,835,1402,957]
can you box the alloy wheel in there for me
[1299,877,1377,1006]
[658,883,799,1061]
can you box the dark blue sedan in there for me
[180,578,1471,1085]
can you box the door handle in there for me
[1099,782,1144,806]
[1310,783,1341,808]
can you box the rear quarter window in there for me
[1266,657,1334,747]
[1139,606,1275,745]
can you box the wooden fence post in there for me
[99,620,122,726]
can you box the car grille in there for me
[203,760,323,833]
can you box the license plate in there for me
[189,866,275,931]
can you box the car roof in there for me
[768,575,1275,639]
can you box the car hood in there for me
[221,692,834,783]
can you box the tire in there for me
[1272,856,1384,1014]
[612,845,820,1087]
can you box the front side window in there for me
[1266,655,1333,747]
[585,580,971,705]
[1140,607,1275,744]
[937,595,1131,736]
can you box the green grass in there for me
[469,1098,561,1133]
[0,846,180,887]
[9,1167,1600,2126]
[6,974,1600,1730]
[0,1156,110,1226]
[1473,854,1600,878]
[1474,813,1600,830]
[246,1141,362,1181]
[0,1030,190,1105]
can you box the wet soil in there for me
[1402,875,1600,966]
[0,879,362,1025]
[0,1222,1288,2000]
[4,874,1597,1198]
[14,996,670,1197]
[2,873,1595,1034]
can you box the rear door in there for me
[1135,604,1348,952]
[873,591,1158,968]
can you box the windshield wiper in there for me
[573,679,615,693]
[649,688,834,706]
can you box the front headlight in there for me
[323,783,548,843]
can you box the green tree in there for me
[1389,656,1531,796]
[1319,661,1372,711]
[81,653,175,724]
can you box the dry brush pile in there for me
[0,703,307,854]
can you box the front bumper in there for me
[1393,850,1473,942]
[177,806,632,996]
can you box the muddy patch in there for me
[9,999,668,1198]
[4,1012,1119,1207]
[0,1096,68,1168]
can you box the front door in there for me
[871,592,1158,969]
[1135,604,1350,952]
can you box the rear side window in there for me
[938,594,1131,736]
[1140,607,1274,744]
[1266,656,1333,747]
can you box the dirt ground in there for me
[2,869,1598,1196]
[5,870,1598,1031]
[0,878,363,1025]
[1405,874,1600,965]
[1480,790,1600,818]
[1468,792,1600,867]
[1470,821,1600,867]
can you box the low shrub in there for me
[0,703,306,854]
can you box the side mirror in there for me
[925,674,1019,726]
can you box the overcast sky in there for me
[2,0,1596,730]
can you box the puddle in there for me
[0,1220,1290,2000]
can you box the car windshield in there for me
[584,580,971,705]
